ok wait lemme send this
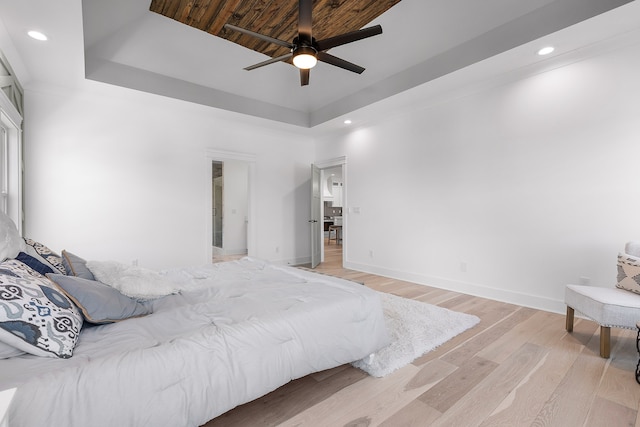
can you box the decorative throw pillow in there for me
[0,258,48,279]
[61,250,95,280]
[15,251,55,276]
[0,262,83,358]
[23,238,66,274]
[86,260,180,300]
[47,274,152,324]
[616,253,640,294]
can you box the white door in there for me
[310,164,321,268]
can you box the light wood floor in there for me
[203,240,640,426]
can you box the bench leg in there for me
[566,306,574,332]
[600,326,611,358]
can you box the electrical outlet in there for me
[460,262,467,273]
[579,276,590,286]
[132,259,139,266]
[369,250,374,258]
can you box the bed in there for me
[0,215,389,426]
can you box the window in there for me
[0,50,23,233]
[1,124,7,213]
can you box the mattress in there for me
[0,258,389,427]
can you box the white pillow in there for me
[625,241,640,259]
[86,260,180,300]
[0,211,24,261]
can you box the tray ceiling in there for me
[76,0,634,128]
[149,0,401,62]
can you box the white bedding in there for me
[0,258,389,427]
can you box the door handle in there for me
[308,219,318,223]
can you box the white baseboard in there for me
[225,249,248,256]
[344,260,566,314]
[212,247,247,257]
[271,256,311,266]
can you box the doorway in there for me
[212,161,223,251]
[313,157,346,267]
[207,149,256,263]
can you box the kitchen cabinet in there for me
[332,184,342,207]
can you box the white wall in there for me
[23,82,314,269]
[316,40,640,313]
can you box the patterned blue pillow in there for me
[15,251,55,276]
[23,238,66,274]
[0,258,46,279]
[0,259,83,358]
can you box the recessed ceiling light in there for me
[28,30,48,41]
[344,119,352,125]
[537,46,555,56]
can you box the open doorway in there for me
[322,165,343,242]
[208,155,253,263]
[212,161,223,251]
[314,157,346,268]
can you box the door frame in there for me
[205,149,257,263]
[315,156,347,264]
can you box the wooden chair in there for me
[328,225,342,244]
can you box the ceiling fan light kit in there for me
[292,46,318,69]
[223,0,382,86]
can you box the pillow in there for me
[47,274,152,324]
[625,242,640,259]
[61,250,95,280]
[0,261,83,358]
[0,211,24,261]
[616,253,640,294]
[23,238,66,274]
[0,339,25,359]
[15,251,55,276]
[0,258,49,279]
[86,260,180,300]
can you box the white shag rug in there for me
[352,292,480,377]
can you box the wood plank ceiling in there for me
[149,0,401,61]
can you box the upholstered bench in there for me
[565,241,640,358]
[565,284,640,358]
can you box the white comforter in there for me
[0,258,389,427]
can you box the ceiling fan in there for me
[223,0,383,86]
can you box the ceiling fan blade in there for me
[300,69,310,86]
[224,24,293,49]
[244,53,293,71]
[317,52,365,74]
[298,0,313,41]
[316,25,383,52]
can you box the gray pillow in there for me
[47,274,152,324]
[61,250,95,280]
